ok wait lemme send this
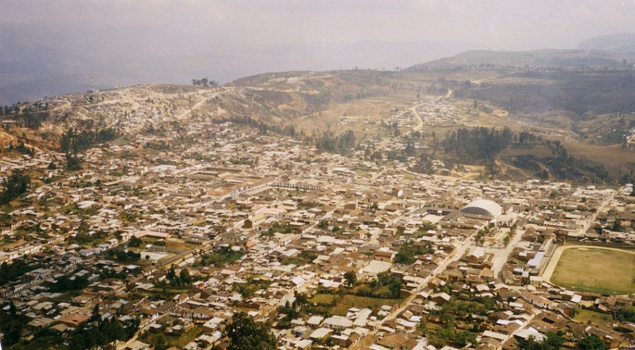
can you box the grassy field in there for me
[551,248,635,295]
[309,293,402,316]
[331,295,401,316]
[574,308,613,326]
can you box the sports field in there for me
[550,247,634,295]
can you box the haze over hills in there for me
[413,48,635,70]
[577,32,635,53]
[0,23,483,106]
[4,31,635,107]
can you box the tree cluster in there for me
[369,271,403,298]
[615,306,635,322]
[0,301,28,346]
[224,311,277,350]
[191,78,219,87]
[276,293,309,329]
[60,127,118,170]
[0,171,30,205]
[48,273,90,292]
[518,332,564,350]
[9,140,36,156]
[315,130,357,154]
[214,115,300,139]
[66,313,140,350]
[16,110,49,129]
[545,140,611,183]
[394,243,433,265]
[234,276,271,298]
[0,258,41,287]
[161,266,192,287]
[107,249,141,262]
[578,335,607,350]
[442,127,512,162]
[196,246,245,267]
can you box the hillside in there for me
[1,64,634,186]
[413,49,634,70]
[577,33,635,53]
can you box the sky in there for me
[1,0,635,104]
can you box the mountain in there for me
[577,33,635,53]
[412,49,634,70]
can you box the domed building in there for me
[460,199,502,219]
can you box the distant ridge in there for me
[411,49,634,70]
[577,33,635,53]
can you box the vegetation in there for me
[442,127,512,162]
[264,221,294,235]
[344,271,357,287]
[419,290,497,348]
[65,311,140,350]
[191,78,218,87]
[517,332,564,350]
[157,266,193,287]
[234,276,271,298]
[448,70,635,116]
[394,243,433,265]
[551,248,635,294]
[60,126,118,170]
[0,301,28,347]
[359,271,404,299]
[48,273,90,292]
[107,249,142,262]
[0,171,30,205]
[314,130,357,154]
[0,257,41,287]
[128,236,143,247]
[574,309,612,326]
[224,311,277,350]
[615,306,635,322]
[9,140,36,156]
[196,246,245,267]
[578,335,607,350]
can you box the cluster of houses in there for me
[0,86,633,349]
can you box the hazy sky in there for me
[4,0,635,49]
[1,0,635,104]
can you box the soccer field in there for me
[550,247,635,295]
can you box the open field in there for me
[331,295,401,316]
[309,293,402,316]
[574,308,613,326]
[549,247,635,295]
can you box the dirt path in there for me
[541,245,635,283]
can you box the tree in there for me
[91,303,100,322]
[224,311,277,350]
[154,333,168,350]
[578,336,606,350]
[129,236,143,247]
[179,268,192,285]
[3,300,24,346]
[344,271,357,287]
[519,332,564,350]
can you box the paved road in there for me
[491,227,526,279]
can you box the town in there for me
[0,82,634,350]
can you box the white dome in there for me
[460,199,502,218]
